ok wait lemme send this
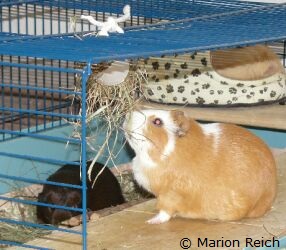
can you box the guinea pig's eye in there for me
[152,118,163,127]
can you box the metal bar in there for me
[9,56,14,135]
[0,173,82,190]
[42,3,45,35]
[25,3,29,35]
[0,0,39,7]
[124,2,286,32]
[8,5,11,33]
[0,107,80,119]
[0,151,81,166]
[0,217,82,235]
[17,56,22,133]
[50,59,54,126]
[0,83,81,95]
[35,57,39,130]
[0,102,73,126]
[80,62,90,250]
[0,54,4,141]
[283,40,286,68]
[0,61,83,74]
[0,196,83,213]
[88,36,286,65]
[0,240,52,250]
[0,5,2,32]
[0,129,80,144]
[26,56,31,132]
[34,4,37,35]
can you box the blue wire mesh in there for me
[0,57,81,141]
[0,3,285,63]
[36,0,266,20]
[0,1,286,250]
[0,62,87,249]
[0,0,266,36]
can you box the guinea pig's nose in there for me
[52,209,72,225]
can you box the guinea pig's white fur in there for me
[124,109,277,224]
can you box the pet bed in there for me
[140,51,286,106]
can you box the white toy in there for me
[81,5,131,36]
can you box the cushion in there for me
[140,51,286,106]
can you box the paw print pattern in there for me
[191,69,201,77]
[166,85,174,93]
[196,97,205,104]
[229,87,237,94]
[190,52,197,60]
[270,91,276,98]
[178,86,185,93]
[152,61,159,70]
[165,63,171,70]
[147,89,154,96]
[202,83,210,89]
[201,58,207,66]
[180,63,188,69]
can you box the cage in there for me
[0,0,286,249]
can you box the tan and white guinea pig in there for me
[124,109,277,224]
[211,44,284,81]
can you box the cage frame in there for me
[0,1,286,249]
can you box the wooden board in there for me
[139,100,286,130]
[17,153,286,250]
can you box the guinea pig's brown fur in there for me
[211,45,284,80]
[124,109,277,224]
[37,161,125,225]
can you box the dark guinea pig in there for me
[36,161,125,225]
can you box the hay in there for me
[71,61,147,181]
[0,166,152,245]
[0,187,49,247]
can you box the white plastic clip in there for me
[81,5,130,37]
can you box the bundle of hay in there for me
[72,60,147,179]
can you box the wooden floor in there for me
[18,152,286,250]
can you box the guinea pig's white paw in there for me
[147,210,171,224]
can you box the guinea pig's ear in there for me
[171,110,190,137]
[46,190,61,204]
[66,191,81,207]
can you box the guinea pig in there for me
[124,109,277,224]
[36,161,125,225]
[211,44,285,81]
